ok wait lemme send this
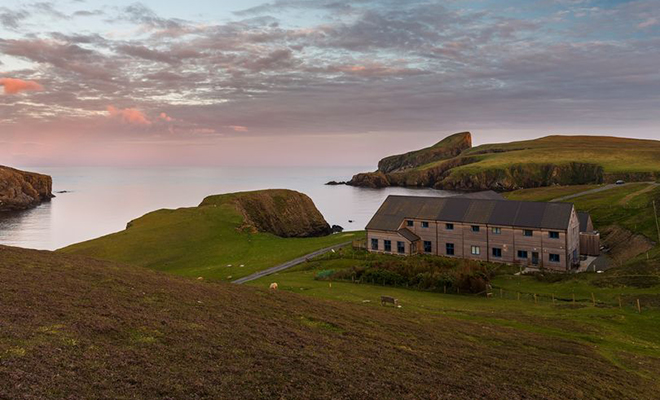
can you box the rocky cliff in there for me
[200,189,331,237]
[346,133,660,191]
[0,166,53,211]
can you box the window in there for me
[446,223,454,230]
[422,221,429,228]
[492,247,502,258]
[471,246,481,255]
[397,241,405,254]
[406,220,414,227]
[446,243,455,255]
[517,250,528,259]
[523,229,533,237]
[384,240,392,252]
[423,241,432,253]
[492,227,501,234]
[471,225,480,232]
[549,253,560,263]
[549,231,560,239]
[371,238,378,250]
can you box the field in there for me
[60,192,364,281]
[504,184,601,202]
[3,245,660,399]
[457,135,660,174]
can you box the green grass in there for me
[60,192,364,281]
[503,184,601,202]
[460,135,660,174]
[248,261,660,360]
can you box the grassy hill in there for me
[60,190,362,281]
[3,244,660,399]
[348,133,660,190]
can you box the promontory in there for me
[0,166,54,211]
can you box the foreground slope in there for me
[60,189,359,280]
[2,245,660,400]
[348,133,660,190]
[0,166,53,211]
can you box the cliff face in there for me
[377,131,472,173]
[346,133,660,191]
[200,189,331,237]
[0,166,53,211]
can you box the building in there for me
[577,211,600,256]
[366,195,584,271]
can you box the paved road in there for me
[550,182,658,202]
[231,241,353,284]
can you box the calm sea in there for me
[0,166,456,250]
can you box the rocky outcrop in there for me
[377,131,472,173]
[0,166,54,211]
[200,189,331,237]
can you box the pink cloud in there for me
[0,78,43,95]
[228,125,248,132]
[107,105,151,125]
[159,112,173,122]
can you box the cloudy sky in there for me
[1,0,659,167]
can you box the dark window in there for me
[523,229,533,237]
[517,250,528,259]
[422,221,429,228]
[446,243,455,255]
[397,241,405,254]
[446,223,454,230]
[549,253,560,263]
[423,241,432,253]
[471,245,480,255]
[492,247,502,258]
[549,231,560,239]
[492,227,501,234]
[371,238,378,250]
[471,225,480,232]
[384,240,392,252]
[406,220,414,227]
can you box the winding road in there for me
[550,182,658,202]
[231,241,353,284]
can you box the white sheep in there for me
[269,282,279,291]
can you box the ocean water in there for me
[0,166,457,250]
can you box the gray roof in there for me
[577,211,592,232]
[367,195,574,232]
[397,228,420,242]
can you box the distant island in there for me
[0,166,54,212]
[340,132,660,191]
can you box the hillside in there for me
[60,189,359,281]
[2,245,660,399]
[0,166,53,211]
[347,133,660,191]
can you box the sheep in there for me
[269,282,278,291]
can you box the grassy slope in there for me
[60,193,363,281]
[504,184,601,202]
[3,245,660,400]
[457,136,660,173]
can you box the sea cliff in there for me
[0,166,54,211]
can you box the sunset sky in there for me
[1,0,659,167]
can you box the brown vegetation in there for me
[2,245,660,399]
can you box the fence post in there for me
[517,292,520,301]
[500,288,503,298]
[534,294,537,304]
[552,293,555,304]
[572,293,575,304]
[618,296,622,309]
[637,299,642,313]
[591,293,596,306]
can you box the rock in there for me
[0,166,54,212]
[347,171,390,188]
[200,189,332,238]
[331,225,344,233]
[325,180,346,185]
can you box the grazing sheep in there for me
[269,282,278,291]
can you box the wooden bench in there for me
[380,296,399,307]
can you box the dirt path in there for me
[618,183,658,205]
[231,241,352,284]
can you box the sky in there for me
[0,0,659,167]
